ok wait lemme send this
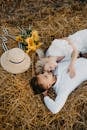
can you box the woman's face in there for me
[37,72,55,90]
[44,62,58,72]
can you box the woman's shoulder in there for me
[46,38,72,57]
[51,39,69,49]
[52,39,67,45]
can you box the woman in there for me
[36,29,87,78]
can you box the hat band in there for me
[9,58,25,64]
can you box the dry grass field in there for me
[0,0,87,130]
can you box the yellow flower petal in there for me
[16,36,22,42]
[32,30,39,41]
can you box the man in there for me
[30,58,87,114]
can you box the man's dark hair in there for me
[30,76,46,94]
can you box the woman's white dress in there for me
[46,29,87,61]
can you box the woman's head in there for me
[35,56,64,74]
[30,72,56,94]
[44,61,58,72]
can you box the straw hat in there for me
[0,48,31,74]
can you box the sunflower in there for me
[16,28,42,53]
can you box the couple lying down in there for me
[30,29,87,114]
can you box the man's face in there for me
[37,72,54,90]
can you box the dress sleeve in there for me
[44,92,68,114]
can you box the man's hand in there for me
[67,64,76,78]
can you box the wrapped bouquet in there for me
[16,28,42,53]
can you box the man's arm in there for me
[43,92,68,114]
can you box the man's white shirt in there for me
[44,58,87,114]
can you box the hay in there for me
[0,0,87,130]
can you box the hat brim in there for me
[0,51,31,74]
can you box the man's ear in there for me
[56,56,65,62]
[47,83,51,89]
[42,90,48,96]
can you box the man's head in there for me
[30,72,56,94]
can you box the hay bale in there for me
[0,0,87,129]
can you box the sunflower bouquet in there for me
[16,28,42,53]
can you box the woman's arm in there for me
[63,37,79,78]
[44,93,68,114]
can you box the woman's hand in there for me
[67,64,76,78]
